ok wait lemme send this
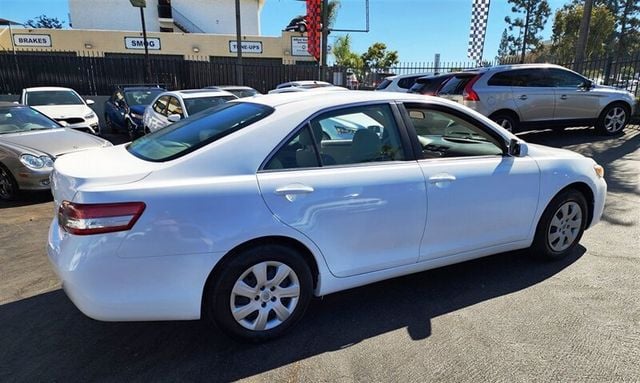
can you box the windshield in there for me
[124,89,164,106]
[0,106,61,134]
[184,96,237,115]
[128,102,273,162]
[26,90,83,106]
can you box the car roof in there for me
[482,63,568,72]
[214,85,256,91]
[276,80,332,88]
[122,86,165,91]
[385,72,435,80]
[163,89,237,99]
[23,86,77,92]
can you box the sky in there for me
[1,0,569,63]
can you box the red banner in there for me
[306,0,321,61]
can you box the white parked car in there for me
[143,89,237,133]
[268,80,334,94]
[375,72,435,93]
[20,87,100,135]
[48,91,606,342]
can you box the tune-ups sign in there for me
[124,37,161,50]
[229,41,263,54]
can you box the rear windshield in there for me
[437,75,475,95]
[375,79,392,90]
[128,102,273,162]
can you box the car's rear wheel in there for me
[531,189,587,259]
[491,113,518,133]
[596,103,628,135]
[0,163,18,201]
[206,244,313,342]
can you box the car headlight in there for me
[594,164,605,178]
[84,112,96,120]
[20,154,53,169]
[131,113,143,119]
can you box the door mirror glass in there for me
[167,114,181,123]
[509,139,528,157]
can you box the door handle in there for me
[519,95,528,100]
[274,184,315,195]
[428,174,456,183]
[560,95,568,100]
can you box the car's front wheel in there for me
[0,163,18,201]
[206,244,313,342]
[596,103,628,135]
[531,189,587,259]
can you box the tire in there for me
[531,189,587,259]
[206,244,313,342]
[0,163,19,201]
[491,113,518,133]
[298,24,307,33]
[596,103,628,136]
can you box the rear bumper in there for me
[47,216,224,321]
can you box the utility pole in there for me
[139,7,151,83]
[235,0,244,85]
[321,0,329,81]
[520,4,531,64]
[574,0,594,73]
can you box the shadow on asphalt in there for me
[1,247,585,381]
[0,190,52,209]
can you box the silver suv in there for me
[437,64,636,135]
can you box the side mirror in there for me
[85,99,95,106]
[508,138,528,157]
[580,80,593,90]
[167,114,182,123]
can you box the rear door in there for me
[148,95,170,131]
[509,68,555,122]
[257,103,427,277]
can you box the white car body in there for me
[376,72,435,93]
[268,80,335,94]
[143,89,237,133]
[20,87,100,135]
[48,91,606,333]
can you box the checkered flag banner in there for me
[468,0,491,62]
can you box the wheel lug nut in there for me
[260,286,265,291]
[271,297,277,302]
[254,296,259,300]
[270,286,275,291]
[261,302,266,308]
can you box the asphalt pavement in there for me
[1,126,638,382]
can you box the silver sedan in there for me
[0,102,111,201]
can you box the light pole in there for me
[235,0,243,85]
[130,0,151,83]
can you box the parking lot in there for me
[1,125,639,382]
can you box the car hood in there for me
[526,143,585,160]
[31,104,92,119]
[0,128,109,157]
[52,144,165,203]
[130,105,147,115]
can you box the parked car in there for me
[205,85,260,98]
[143,89,238,133]
[375,72,435,93]
[104,85,165,139]
[269,80,333,94]
[408,73,463,96]
[49,91,607,341]
[284,15,307,32]
[435,64,636,135]
[20,87,100,135]
[0,102,111,201]
[268,85,348,94]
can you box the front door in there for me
[400,103,540,260]
[257,103,427,277]
[549,68,601,120]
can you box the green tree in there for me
[504,0,551,62]
[326,0,340,29]
[496,29,511,61]
[332,34,363,71]
[551,4,615,62]
[24,15,64,29]
[361,42,399,72]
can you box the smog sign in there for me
[13,34,52,47]
[124,37,161,50]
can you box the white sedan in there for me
[142,89,237,133]
[48,91,606,342]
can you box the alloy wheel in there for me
[495,118,513,132]
[0,167,15,200]
[230,261,300,331]
[604,106,626,133]
[547,201,583,252]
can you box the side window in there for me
[549,68,586,87]
[166,97,184,117]
[265,104,406,170]
[153,96,169,115]
[488,71,516,86]
[398,76,419,89]
[403,103,504,158]
[513,69,553,87]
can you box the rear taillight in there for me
[463,74,483,102]
[58,200,146,235]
